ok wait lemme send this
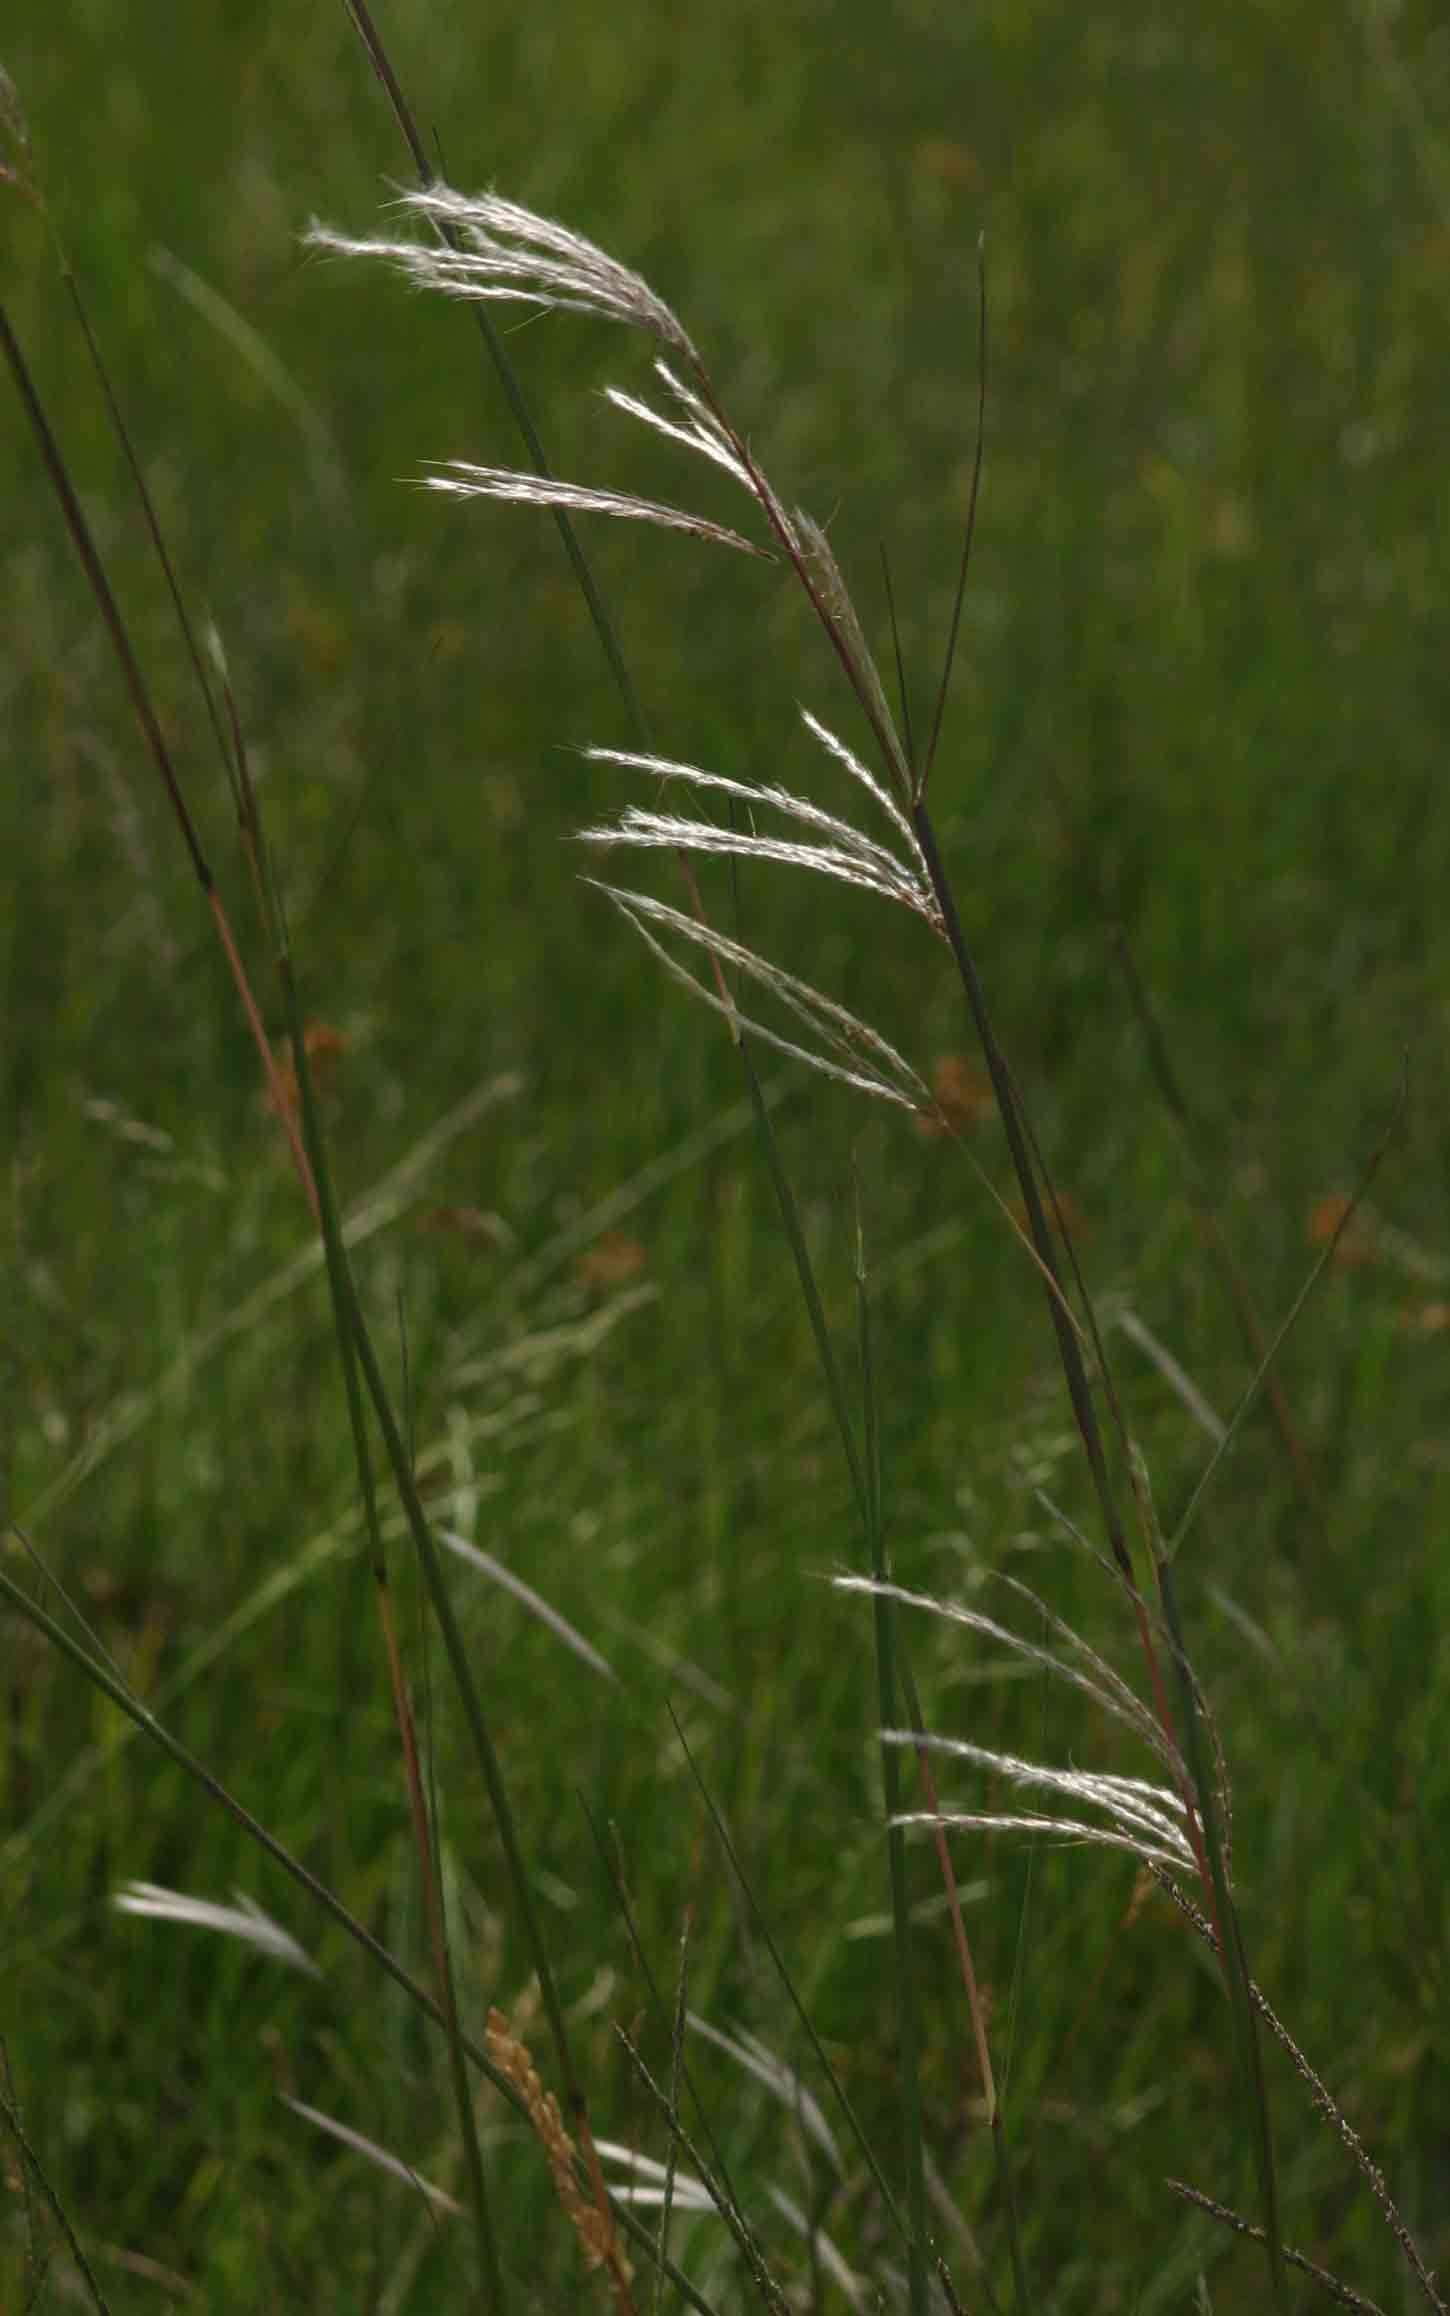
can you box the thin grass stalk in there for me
[0,2072,112,2315]
[339,0,653,751]
[1156,1557,1287,2309]
[311,96,940,2292]
[339,7,752,1050]
[1109,930,1321,1519]
[1166,1090,1399,1560]
[42,248,501,2295]
[336,23,752,1233]
[666,1709,911,2254]
[740,1052,1009,2302]
[0,1560,502,2097]
[910,805,1232,1935]
[854,1200,930,2316]
[278,950,503,2308]
[895,1658,1028,2314]
[687,372,909,797]
[879,543,917,772]
[731,1060,932,2261]
[1056,1189,1285,2308]
[0,2043,40,2293]
[614,2030,790,2315]
[916,233,987,805]
[0,1564,718,2313]
[1156,1882,1447,2313]
[14,297,472,2131]
[0,301,204,880]
[1165,2183,1385,2316]
[12,132,692,2312]
[737,1052,868,1512]
[271,941,595,2158]
[279,1064,627,2273]
[652,1911,693,2316]
[906,794,1297,2296]
[996,1059,1221,1883]
[60,271,234,791]
[910,802,1130,1577]
[0,300,313,1193]
[580,1796,789,2287]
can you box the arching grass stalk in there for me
[303,177,1295,2304]
[323,24,946,2301]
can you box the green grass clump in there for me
[4,6,1450,2311]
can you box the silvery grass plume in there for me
[283,2096,465,2215]
[308,191,941,1109]
[112,1880,321,1974]
[832,1573,1201,1878]
[286,2097,726,2236]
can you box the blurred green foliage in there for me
[3,2,1449,2308]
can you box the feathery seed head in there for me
[308,185,697,359]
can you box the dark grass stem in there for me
[895,1659,1029,2314]
[1156,1558,1287,2308]
[1003,1060,1282,2300]
[1110,930,1322,1521]
[340,4,750,1047]
[340,0,653,753]
[42,244,499,2290]
[1158,1881,1448,2316]
[12,170,702,2299]
[0,300,314,1195]
[917,233,987,805]
[1166,2183,1385,2316]
[910,805,1218,1903]
[1165,1083,1402,1561]
[741,1052,1012,2306]
[653,1910,693,2316]
[0,2066,112,2315]
[853,1211,931,2316]
[666,1708,911,2254]
[60,272,234,794]
[879,542,917,772]
[735,1056,931,2296]
[580,1800,764,2278]
[614,2030,790,2316]
[272,936,597,2167]
[906,798,1297,2297]
[327,51,947,2300]
[0,302,204,884]
[910,801,1130,1580]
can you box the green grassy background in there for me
[4,2,1449,2308]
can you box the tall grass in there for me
[5,11,1450,2312]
